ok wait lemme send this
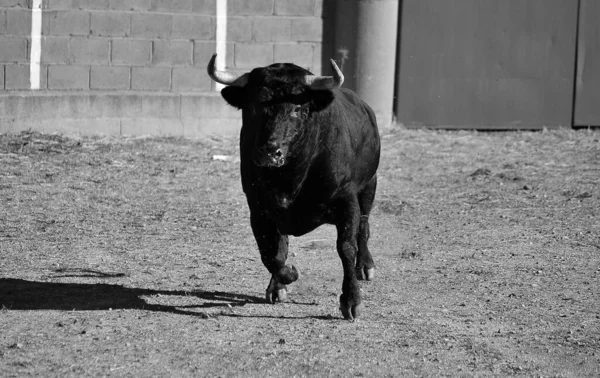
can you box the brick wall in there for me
[0,0,324,93]
[0,0,326,136]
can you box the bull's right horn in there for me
[304,59,344,90]
[207,53,249,87]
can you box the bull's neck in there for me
[257,130,319,207]
[259,151,310,198]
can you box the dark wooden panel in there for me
[396,0,578,129]
[574,0,600,126]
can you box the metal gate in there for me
[574,0,600,127]
[395,0,579,129]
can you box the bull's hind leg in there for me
[250,212,299,303]
[356,175,377,281]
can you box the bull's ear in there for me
[221,86,247,109]
[309,90,335,112]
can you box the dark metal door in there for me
[574,0,600,127]
[396,0,579,129]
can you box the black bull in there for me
[207,54,380,320]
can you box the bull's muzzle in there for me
[254,144,286,168]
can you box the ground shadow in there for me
[0,277,263,317]
[218,313,338,321]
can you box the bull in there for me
[207,54,380,320]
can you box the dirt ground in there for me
[0,127,598,377]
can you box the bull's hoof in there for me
[266,287,287,303]
[265,277,288,304]
[356,266,375,281]
[277,264,299,285]
[340,301,362,321]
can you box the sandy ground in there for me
[1,128,599,377]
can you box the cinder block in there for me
[183,117,242,138]
[131,13,172,39]
[227,17,252,42]
[48,65,90,90]
[69,37,110,65]
[181,93,239,118]
[46,0,70,9]
[41,9,52,35]
[192,0,215,14]
[228,0,273,16]
[193,40,234,67]
[180,94,243,136]
[0,0,29,7]
[5,64,29,90]
[131,66,171,91]
[47,0,109,10]
[47,11,90,36]
[152,40,192,66]
[121,118,185,137]
[274,0,314,16]
[0,11,6,35]
[6,9,30,35]
[111,38,152,65]
[140,94,180,118]
[274,43,313,68]
[291,17,322,42]
[0,118,121,136]
[312,42,323,74]
[234,43,273,68]
[108,0,152,11]
[41,36,70,64]
[172,14,212,39]
[172,67,211,92]
[0,36,28,63]
[90,66,130,90]
[0,92,79,120]
[151,0,193,13]
[0,93,37,120]
[314,0,323,17]
[91,11,130,37]
[37,64,48,89]
[82,93,143,118]
[50,93,142,119]
[252,17,291,42]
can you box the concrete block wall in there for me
[0,0,326,136]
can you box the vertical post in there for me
[334,0,399,127]
[215,0,227,91]
[30,0,42,90]
[571,0,582,127]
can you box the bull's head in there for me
[207,54,343,168]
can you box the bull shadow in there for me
[1,268,335,320]
[0,274,263,317]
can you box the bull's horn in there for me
[304,59,344,90]
[207,53,248,87]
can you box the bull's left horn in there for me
[207,53,249,87]
[304,59,344,90]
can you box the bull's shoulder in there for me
[325,88,378,136]
[334,88,364,107]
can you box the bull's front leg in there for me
[250,211,299,303]
[335,195,362,320]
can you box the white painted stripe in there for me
[30,0,42,90]
[215,0,227,91]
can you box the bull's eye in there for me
[290,105,302,118]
